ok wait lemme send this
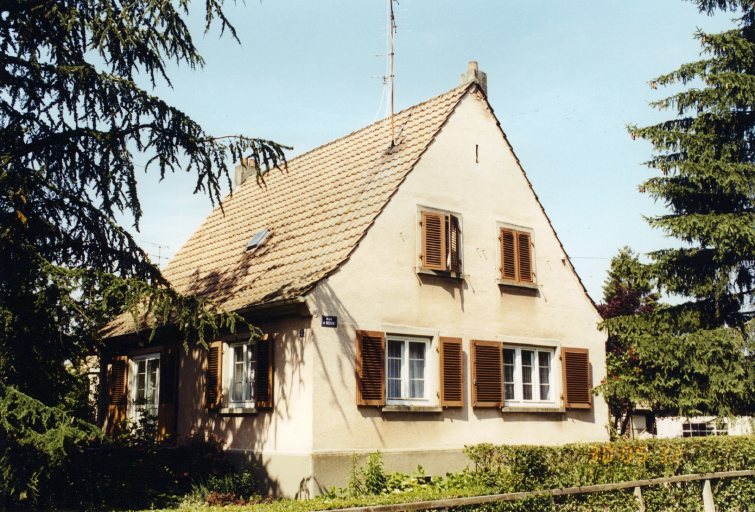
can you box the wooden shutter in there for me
[206,341,223,409]
[561,347,592,409]
[499,228,517,280]
[449,215,462,274]
[255,335,274,410]
[440,337,464,407]
[355,330,385,406]
[105,355,128,434]
[421,211,447,271]
[472,340,502,407]
[517,232,533,283]
[158,345,179,441]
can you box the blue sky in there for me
[132,1,734,302]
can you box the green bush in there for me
[187,468,264,506]
[0,385,101,510]
[464,436,755,511]
[312,437,755,512]
[49,428,245,510]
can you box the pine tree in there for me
[0,1,287,409]
[600,0,755,418]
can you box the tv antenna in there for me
[388,0,397,146]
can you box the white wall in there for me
[309,91,609,454]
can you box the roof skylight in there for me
[246,228,270,251]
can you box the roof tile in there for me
[105,83,472,337]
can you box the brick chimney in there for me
[460,60,487,96]
[234,159,258,188]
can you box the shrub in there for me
[187,467,265,506]
[0,385,101,510]
[465,436,755,511]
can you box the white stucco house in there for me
[101,62,609,497]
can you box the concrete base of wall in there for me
[225,448,470,499]
[226,449,314,499]
[311,448,469,494]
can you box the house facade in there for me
[101,64,608,498]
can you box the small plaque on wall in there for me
[321,316,338,328]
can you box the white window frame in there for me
[501,345,557,408]
[223,340,256,408]
[129,352,160,423]
[385,334,436,406]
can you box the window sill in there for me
[218,407,258,416]
[497,280,539,290]
[416,268,464,280]
[502,406,565,414]
[382,405,443,413]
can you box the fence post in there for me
[633,486,645,512]
[702,479,716,512]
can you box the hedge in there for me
[462,435,755,511]
[164,435,755,512]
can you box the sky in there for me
[131,1,735,302]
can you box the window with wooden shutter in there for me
[420,210,462,275]
[206,341,223,409]
[105,355,128,434]
[421,211,446,271]
[449,215,462,274]
[255,335,274,409]
[158,346,179,441]
[440,337,464,407]
[517,232,533,283]
[472,340,502,407]
[561,347,592,409]
[499,227,535,285]
[355,330,385,406]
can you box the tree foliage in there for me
[1,1,287,504]
[0,0,287,408]
[598,0,755,420]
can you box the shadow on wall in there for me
[175,313,310,498]
[416,271,469,312]
[310,280,362,438]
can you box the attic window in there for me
[246,229,270,251]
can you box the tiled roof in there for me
[105,83,474,337]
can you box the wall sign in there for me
[321,316,338,328]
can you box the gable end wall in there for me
[309,92,608,460]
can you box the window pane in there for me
[521,350,533,400]
[245,345,255,402]
[503,349,515,400]
[146,358,159,410]
[136,360,146,403]
[409,342,425,398]
[538,351,550,401]
[232,346,244,402]
[387,340,403,399]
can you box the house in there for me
[627,412,754,439]
[100,62,609,498]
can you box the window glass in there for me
[521,350,534,400]
[501,346,555,406]
[387,340,403,400]
[503,349,515,400]
[229,342,255,404]
[131,354,160,424]
[408,342,425,398]
[538,351,551,401]
[232,345,245,402]
[385,336,431,402]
